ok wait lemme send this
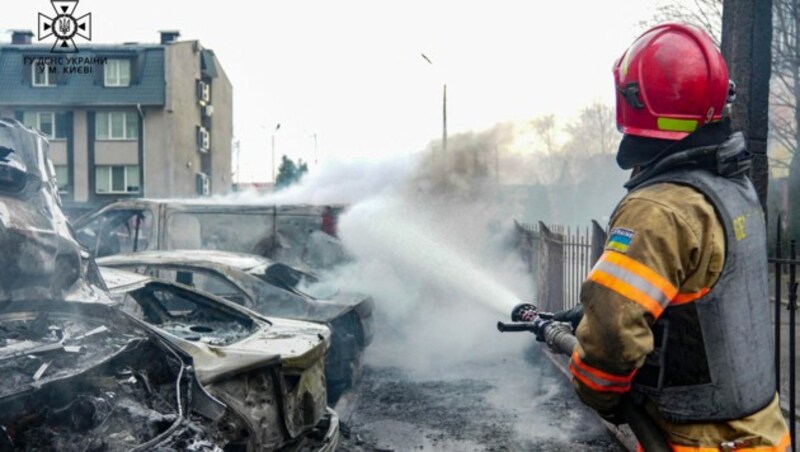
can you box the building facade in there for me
[0,30,233,214]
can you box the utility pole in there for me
[271,123,281,182]
[442,83,448,157]
[422,53,448,167]
[234,139,241,185]
[311,133,318,165]
[721,0,773,214]
[495,145,499,185]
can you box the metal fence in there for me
[771,220,799,449]
[514,220,606,313]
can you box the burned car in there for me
[98,250,374,401]
[0,298,232,451]
[98,266,340,451]
[0,118,87,302]
[73,199,348,271]
[0,119,223,450]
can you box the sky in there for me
[1,0,660,182]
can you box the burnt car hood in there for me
[158,316,330,385]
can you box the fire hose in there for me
[497,303,670,452]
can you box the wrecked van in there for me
[73,199,347,270]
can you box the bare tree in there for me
[562,102,620,156]
[771,1,799,160]
[772,0,800,235]
[648,0,723,44]
[531,115,558,154]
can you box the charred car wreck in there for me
[99,266,339,451]
[97,250,374,401]
[0,300,228,451]
[0,119,339,451]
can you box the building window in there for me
[104,59,131,87]
[31,63,56,87]
[96,165,140,194]
[196,126,210,152]
[96,112,138,140]
[54,165,69,194]
[197,79,211,105]
[22,112,68,140]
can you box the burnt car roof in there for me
[99,249,273,272]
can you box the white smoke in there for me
[233,156,417,206]
[317,194,533,373]
[271,152,537,373]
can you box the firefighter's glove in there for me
[552,305,584,330]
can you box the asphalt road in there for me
[335,341,623,452]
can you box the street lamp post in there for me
[442,84,447,156]
[421,53,447,158]
[271,123,281,182]
[310,133,318,166]
[233,138,241,185]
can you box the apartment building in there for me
[0,30,233,213]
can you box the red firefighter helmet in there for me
[613,23,732,140]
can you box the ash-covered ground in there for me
[336,338,623,452]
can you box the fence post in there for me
[537,222,564,313]
[788,240,797,450]
[776,218,782,395]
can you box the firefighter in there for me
[570,23,791,450]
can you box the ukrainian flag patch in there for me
[606,227,635,254]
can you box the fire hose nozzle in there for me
[511,303,537,322]
[496,321,537,333]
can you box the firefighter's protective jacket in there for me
[571,132,790,450]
